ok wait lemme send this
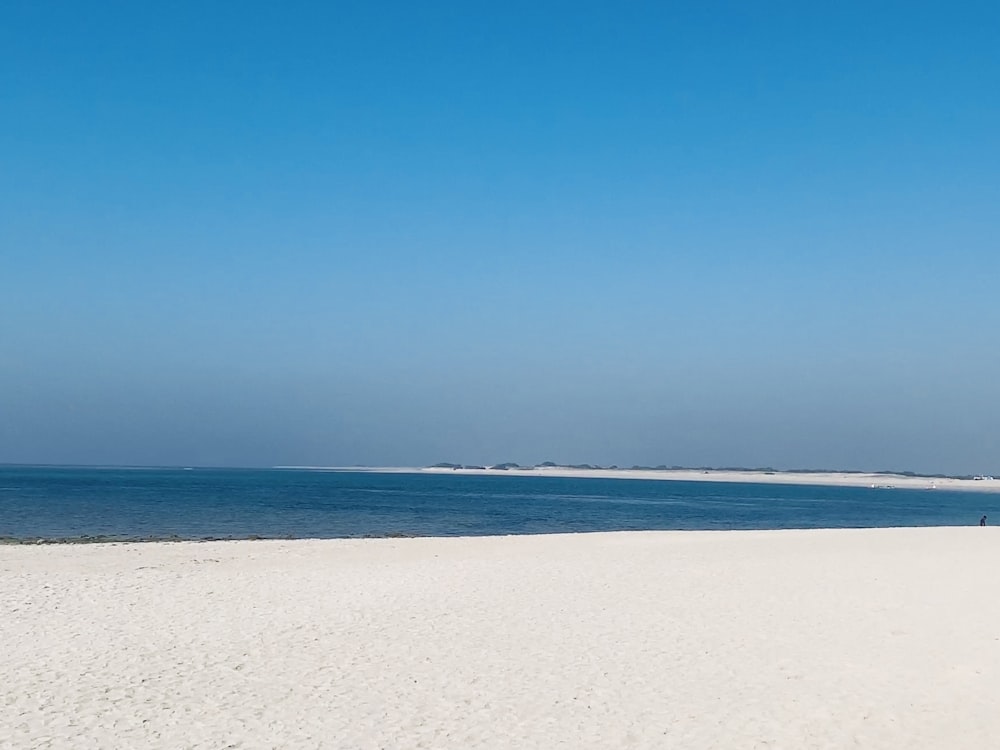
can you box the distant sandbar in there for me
[275,465,1000,493]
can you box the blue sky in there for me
[2,1,999,472]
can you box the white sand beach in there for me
[282,465,1000,492]
[416,466,1000,492]
[3,528,999,749]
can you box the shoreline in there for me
[277,464,1000,493]
[0,531,420,546]
[0,522,987,546]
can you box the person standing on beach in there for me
[980,515,987,526]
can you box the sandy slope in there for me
[3,529,999,749]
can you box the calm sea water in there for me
[0,466,996,541]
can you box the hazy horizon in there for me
[2,461,997,481]
[3,2,998,475]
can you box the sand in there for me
[283,465,1000,492]
[3,529,999,749]
[418,466,1000,492]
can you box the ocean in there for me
[1,466,996,542]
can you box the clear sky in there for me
[2,1,998,473]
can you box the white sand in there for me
[283,465,1000,492]
[419,466,1000,492]
[3,529,999,749]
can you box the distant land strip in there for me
[273,463,1000,493]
